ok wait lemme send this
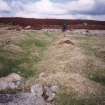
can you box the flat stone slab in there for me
[0,84,59,105]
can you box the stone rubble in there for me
[0,84,59,105]
[31,84,59,103]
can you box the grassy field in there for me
[0,29,56,78]
[55,35,105,105]
[0,26,105,105]
[74,35,105,85]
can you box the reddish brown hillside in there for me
[0,17,105,30]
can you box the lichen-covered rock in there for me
[0,73,23,91]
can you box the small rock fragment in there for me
[47,93,56,102]
[50,85,59,93]
[31,84,43,97]
[43,85,59,102]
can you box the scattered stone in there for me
[31,84,59,103]
[47,93,56,102]
[25,26,31,30]
[43,85,59,102]
[39,72,46,78]
[50,85,59,93]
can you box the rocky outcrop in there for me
[31,84,59,103]
[0,84,59,105]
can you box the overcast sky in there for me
[0,0,105,20]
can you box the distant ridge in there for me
[0,17,105,30]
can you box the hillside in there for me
[0,17,105,30]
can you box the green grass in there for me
[0,49,36,78]
[88,69,105,85]
[75,35,105,85]
[56,92,105,105]
[76,36,105,58]
[0,31,55,78]
[53,35,105,105]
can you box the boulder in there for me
[0,73,23,91]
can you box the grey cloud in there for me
[67,0,105,15]
[0,0,105,20]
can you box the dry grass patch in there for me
[34,34,105,105]
[0,28,105,105]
